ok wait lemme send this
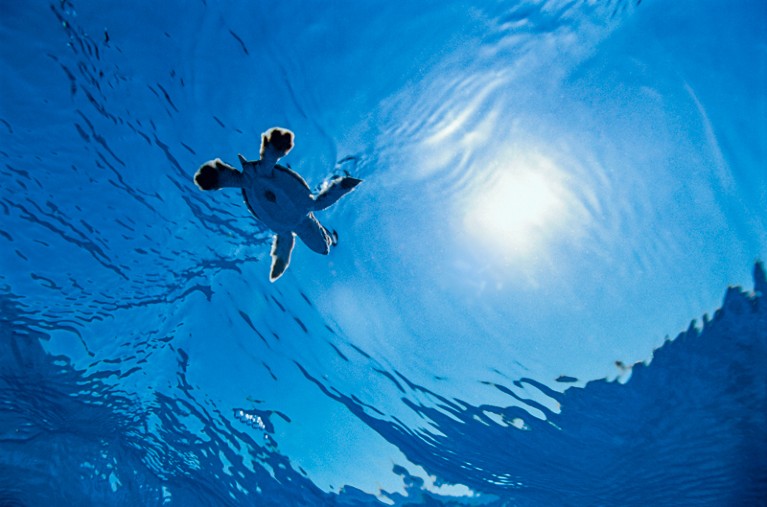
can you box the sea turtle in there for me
[193,127,362,282]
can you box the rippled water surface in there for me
[1,0,766,505]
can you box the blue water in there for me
[1,0,766,505]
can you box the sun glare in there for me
[462,152,571,263]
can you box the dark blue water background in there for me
[1,0,765,505]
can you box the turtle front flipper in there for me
[312,176,363,211]
[270,233,295,282]
[295,213,332,255]
[260,127,294,168]
[194,159,243,190]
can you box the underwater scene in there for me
[1,0,766,505]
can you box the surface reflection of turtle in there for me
[194,127,362,282]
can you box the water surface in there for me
[1,0,765,505]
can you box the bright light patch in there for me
[461,152,573,264]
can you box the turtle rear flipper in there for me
[270,233,295,282]
[260,127,294,168]
[194,159,243,190]
[295,214,332,255]
[313,176,362,211]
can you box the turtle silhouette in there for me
[194,127,362,282]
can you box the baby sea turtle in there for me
[194,127,362,282]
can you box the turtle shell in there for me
[241,164,314,231]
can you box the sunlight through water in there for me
[461,148,586,270]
